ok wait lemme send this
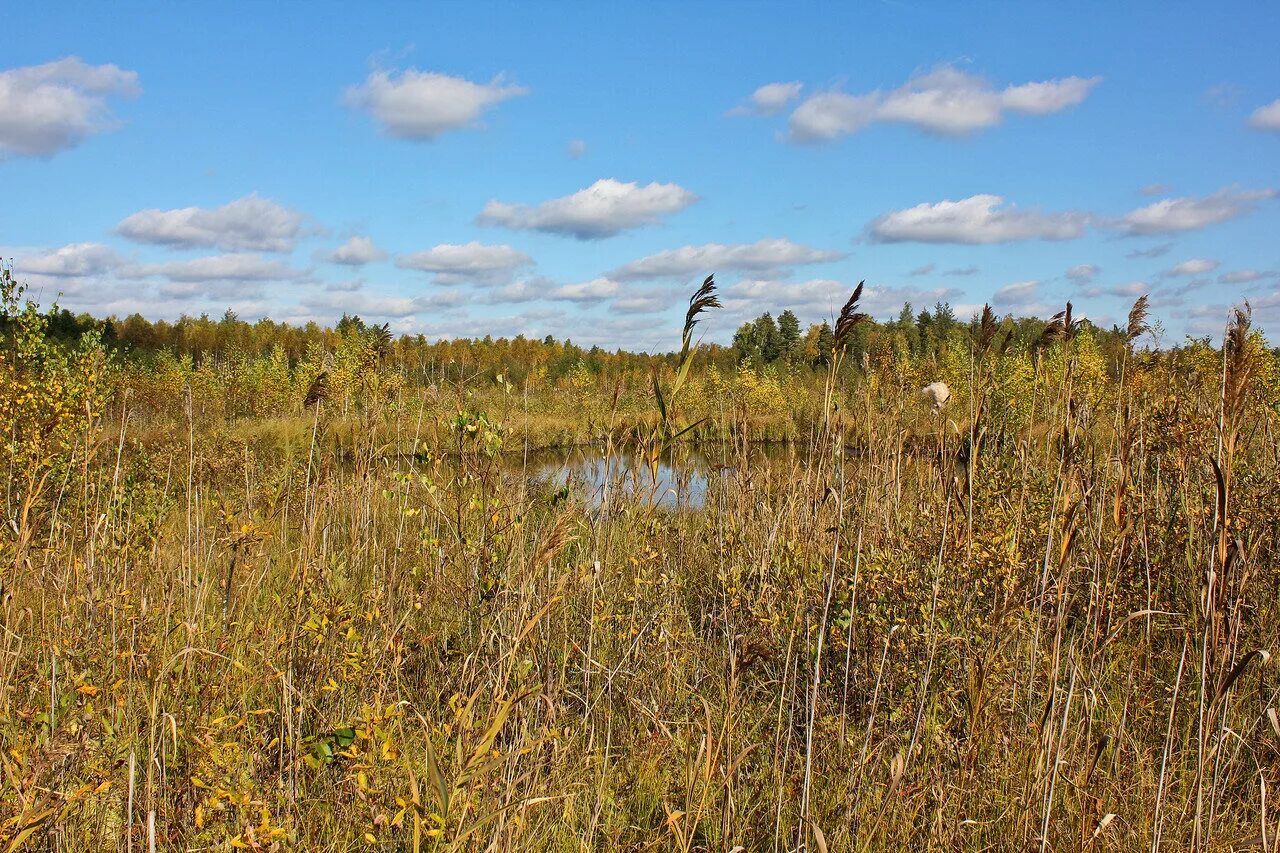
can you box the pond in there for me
[513,443,805,510]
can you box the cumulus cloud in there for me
[1164,258,1219,277]
[868,194,1089,244]
[609,290,670,314]
[395,241,533,286]
[1099,281,1150,298]
[788,92,881,141]
[721,277,961,322]
[343,68,526,140]
[1248,98,1280,131]
[1117,187,1277,236]
[134,253,307,283]
[477,178,698,239]
[549,277,622,303]
[301,289,466,320]
[611,238,843,280]
[478,278,557,305]
[728,81,804,116]
[115,193,310,252]
[321,235,386,266]
[786,66,1100,142]
[992,280,1043,309]
[0,57,140,158]
[12,242,123,277]
[1219,269,1277,284]
[1067,264,1100,283]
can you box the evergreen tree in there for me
[813,321,834,366]
[336,314,365,337]
[778,310,801,361]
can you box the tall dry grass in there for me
[2,275,1279,850]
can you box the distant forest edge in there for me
[10,291,1267,379]
[4,264,1277,451]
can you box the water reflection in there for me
[518,444,799,510]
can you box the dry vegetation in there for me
[3,267,1280,851]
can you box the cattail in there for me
[921,381,951,410]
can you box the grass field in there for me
[3,271,1279,850]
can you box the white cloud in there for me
[788,91,880,141]
[395,241,533,285]
[610,290,670,314]
[1106,281,1150,298]
[325,278,364,292]
[1248,98,1280,131]
[302,289,465,320]
[1164,258,1219,277]
[156,279,263,299]
[477,178,698,239]
[944,265,980,276]
[567,138,587,159]
[725,277,845,311]
[1127,243,1173,259]
[909,263,936,277]
[869,194,1089,244]
[728,81,804,116]
[343,68,526,140]
[1067,263,1100,283]
[115,193,310,252]
[12,242,122,277]
[1118,187,1277,235]
[134,253,307,283]
[321,235,386,266]
[0,57,139,157]
[787,66,1100,142]
[721,278,960,323]
[1219,269,1277,284]
[611,238,843,280]
[550,277,621,303]
[479,278,556,304]
[993,280,1042,307]
[998,76,1100,115]
[1140,183,1170,197]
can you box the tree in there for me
[778,310,801,361]
[754,313,782,363]
[732,322,759,363]
[336,313,365,337]
[807,321,834,367]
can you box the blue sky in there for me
[3,1,1279,349]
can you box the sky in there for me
[3,1,1279,350]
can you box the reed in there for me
[1,268,1278,850]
